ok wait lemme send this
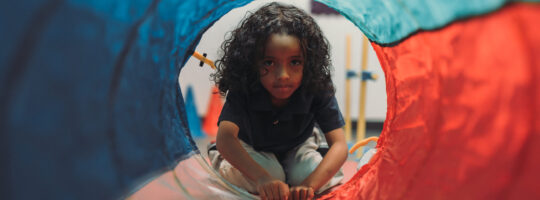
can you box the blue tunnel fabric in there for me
[316,0,540,44]
[1,0,250,199]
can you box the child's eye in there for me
[291,60,303,66]
[262,60,274,66]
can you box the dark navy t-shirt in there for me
[218,85,345,155]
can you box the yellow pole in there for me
[356,36,369,158]
[192,51,216,69]
[344,35,352,142]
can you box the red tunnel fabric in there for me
[321,3,540,199]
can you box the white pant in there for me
[209,129,343,194]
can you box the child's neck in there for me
[271,98,289,108]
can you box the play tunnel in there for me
[2,0,539,199]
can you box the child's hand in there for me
[256,177,289,200]
[289,186,314,200]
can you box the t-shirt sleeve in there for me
[217,91,246,129]
[313,94,345,133]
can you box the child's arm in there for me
[297,128,348,192]
[216,120,289,200]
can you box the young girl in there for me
[209,2,347,200]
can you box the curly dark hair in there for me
[212,2,334,96]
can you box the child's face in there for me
[259,33,304,106]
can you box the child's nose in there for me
[276,65,289,80]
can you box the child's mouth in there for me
[273,85,292,92]
[274,85,291,89]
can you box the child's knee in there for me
[253,154,286,181]
[285,152,322,186]
[240,141,286,181]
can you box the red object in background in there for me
[321,3,540,199]
[202,86,223,137]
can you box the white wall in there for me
[179,0,387,121]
